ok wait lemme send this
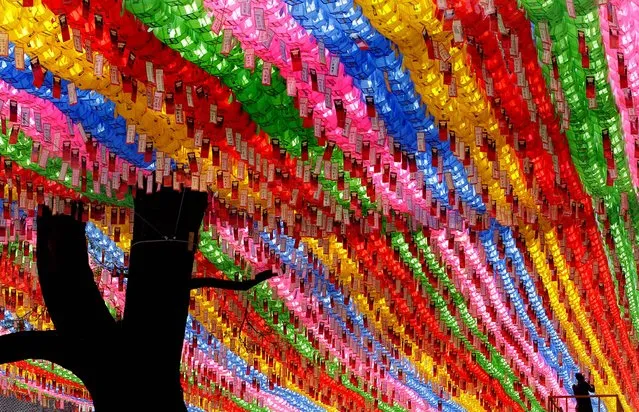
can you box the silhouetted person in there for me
[573,373,595,412]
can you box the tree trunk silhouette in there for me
[121,186,208,412]
[0,181,274,411]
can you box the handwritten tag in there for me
[175,104,184,124]
[212,15,224,34]
[0,32,8,57]
[156,152,164,172]
[262,62,272,85]
[254,8,266,30]
[38,148,49,169]
[186,86,194,107]
[126,124,136,144]
[209,104,218,123]
[68,83,78,105]
[137,134,146,153]
[34,111,42,132]
[539,22,551,44]
[153,91,163,111]
[279,40,287,62]
[58,162,69,181]
[72,28,82,53]
[324,87,332,108]
[244,48,255,69]
[20,106,29,127]
[221,29,233,55]
[84,40,93,63]
[566,0,575,18]
[318,40,326,65]
[94,54,104,77]
[54,132,62,153]
[144,61,154,83]
[240,0,251,16]
[262,29,275,48]
[225,128,234,146]
[286,76,296,96]
[417,131,426,152]
[452,20,463,43]
[449,76,457,97]
[15,47,24,70]
[43,123,51,142]
[329,56,340,76]
[317,73,326,93]
[110,66,120,85]
[155,69,164,92]
[299,97,308,117]
[71,168,80,187]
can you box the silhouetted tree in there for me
[0,183,275,411]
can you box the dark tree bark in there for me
[189,270,276,291]
[121,186,208,412]
[0,182,274,411]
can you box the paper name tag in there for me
[212,15,225,34]
[34,112,42,132]
[153,91,163,111]
[20,107,30,127]
[221,29,233,55]
[15,47,24,70]
[262,62,272,85]
[68,83,78,105]
[329,56,340,76]
[244,48,255,69]
[38,148,49,168]
[58,162,69,181]
[110,67,120,85]
[43,123,51,142]
[317,73,326,93]
[209,104,218,123]
[145,61,154,83]
[72,29,82,53]
[153,69,164,92]
[324,87,332,108]
[186,86,194,107]
[254,8,265,30]
[286,76,296,96]
[94,54,104,76]
[452,20,463,43]
[0,32,8,57]
[137,134,146,153]
[417,131,426,152]
[240,0,251,16]
[126,124,136,144]
[173,104,183,124]
[318,40,326,65]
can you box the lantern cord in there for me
[173,189,187,239]
[130,239,188,249]
[131,209,167,239]
[238,298,250,350]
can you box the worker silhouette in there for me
[572,373,595,412]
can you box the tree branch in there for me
[189,278,263,291]
[0,330,75,368]
[189,270,277,291]
[36,205,116,335]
